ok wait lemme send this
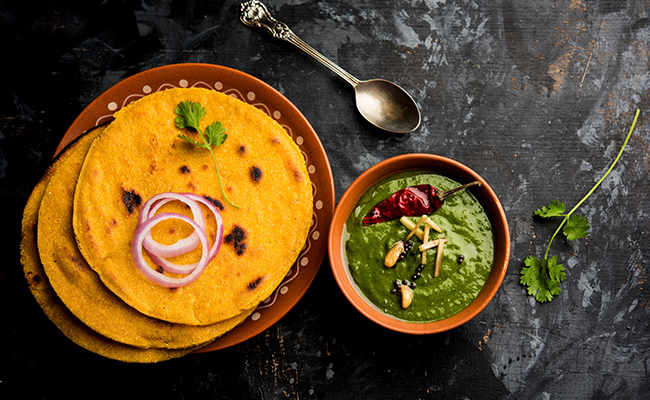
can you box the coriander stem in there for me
[566,109,639,217]
[197,128,209,146]
[208,146,239,210]
[543,109,640,259]
[544,219,567,260]
[196,123,238,210]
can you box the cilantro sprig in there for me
[175,100,238,209]
[521,109,640,303]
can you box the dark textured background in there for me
[1,0,648,398]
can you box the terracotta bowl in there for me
[328,154,510,334]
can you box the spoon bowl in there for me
[241,0,421,134]
[355,79,421,133]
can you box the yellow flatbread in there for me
[37,125,254,349]
[20,128,197,363]
[73,87,313,325]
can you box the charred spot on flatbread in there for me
[203,195,224,211]
[25,271,42,287]
[238,145,246,155]
[68,252,86,271]
[250,166,262,183]
[288,161,304,183]
[224,225,247,256]
[247,276,263,291]
[179,165,191,174]
[121,189,142,215]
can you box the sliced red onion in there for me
[132,192,225,285]
[139,193,206,258]
[131,212,209,288]
[146,252,201,275]
[180,192,224,261]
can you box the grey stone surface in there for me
[1,0,648,398]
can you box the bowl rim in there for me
[328,153,510,334]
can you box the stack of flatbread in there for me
[20,87,313,362]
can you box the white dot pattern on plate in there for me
[308,165,316,174]
[273,110,281,119]
[108,102,118,111]
[179,79,188,87]
[315,200,323,210]
[143,85,152,94]
[251,312,261,321]
[215,81,223,90]
[247,91,256,101]
[296,136,304,145]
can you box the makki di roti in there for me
[73,87,313,326]
[37,124,254,350]
[20,86,314,362]
[21,127,200,363]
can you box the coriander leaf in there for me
[175,100,205,131]
[177,134,202,147]
[536,281,559,302]
[175,115,188,130]
[538,274,562,303]
[519,256,564,303]
[174,101,238,209]
[546,255,566,283]
[205,121,227,146]
[522,109,640,303]
[520,256,542,288]
[521,256,562,303]
[563,214,590,241]
[534,200,565,218]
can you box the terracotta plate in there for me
[56,63,335,351]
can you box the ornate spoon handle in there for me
[240,0,359,86]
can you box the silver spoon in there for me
[240,0,421,134]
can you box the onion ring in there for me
[145,194,223,274]
[139,193,206,258]
[146,252,201,275]
[132,192,225,284]
[131,212,209,288]
[180,192,224,261]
